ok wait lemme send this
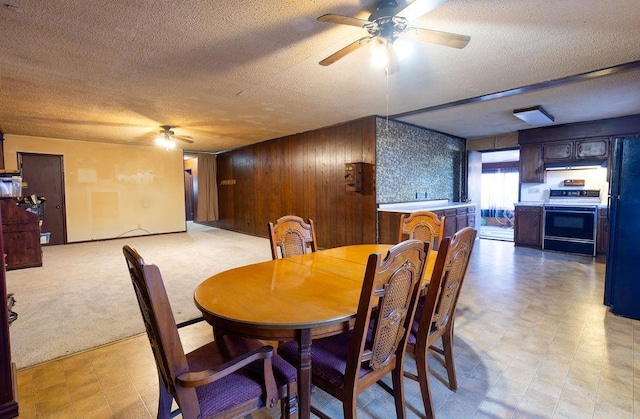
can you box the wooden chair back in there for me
[123,245,298,419]
[422,227,476,340]
[122,245,199,414]
[268,215,318,259]
[406,227,477,419]
[398,211,445,250]
[344,239,429,416]
[276,240,429,418]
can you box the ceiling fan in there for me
[154,125,194,148]
[317,0,470,74]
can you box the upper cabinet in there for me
[519,144,545,183]
[542,141,573,161]
[520,137,610,184]
[542,137,609,162]
[575,138,609,159]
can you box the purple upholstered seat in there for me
[123,245,298,419]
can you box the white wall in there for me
[4,135,186,242]
[520,167,608,203]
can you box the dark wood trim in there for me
[518,114,640,144]
[391,60,640,119]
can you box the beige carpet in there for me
[6,223,272,369]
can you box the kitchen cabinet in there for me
[444,209,458,239]
[377,204,475,244]
[597,207,609,255]
[576,138,609,159]
[514,205,542,248]
[448,206,475,239]
[519,144,545,183]
[542,137,609,162]
[543,141,573,161]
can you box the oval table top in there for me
[194,244,435,333]
[193,243,435,419]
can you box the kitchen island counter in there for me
[377,200,477,243]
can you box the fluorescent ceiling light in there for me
[513,106,554,125]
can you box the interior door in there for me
[467,150,482,229]
[184,169,194,221]
[19,153,67,245]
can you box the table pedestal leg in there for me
[297,328,312,419]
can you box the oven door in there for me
[544,206,596,241]
[543,206,597,255]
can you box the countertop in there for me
[378,200,476,213]
[515,201,608,208]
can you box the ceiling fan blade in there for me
[404,27,470,49]
[317,14,369,28]
[394,0,446,21]
[175,136,194,144]
[319,36,374,66]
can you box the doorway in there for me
[479,150,519,242]
[19,153,67,245]
[184,169,194,221]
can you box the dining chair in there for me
[398,210,445,250]
[122,245,299,419]
[268,215,318,259]
[278,239,430,419]
[403,226,477,419]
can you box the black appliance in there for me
[543,189,600,256]
[604,136,640,320]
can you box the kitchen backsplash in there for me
[520,167,608,203]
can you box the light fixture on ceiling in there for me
[154,128,177,149]
[513,106,554,125]
[369,37,413,70]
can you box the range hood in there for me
[544,160,607,171]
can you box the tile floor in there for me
[14,239,639,418]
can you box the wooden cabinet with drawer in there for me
[0,198,42,270]
[514,205,542,248]
[441,206,475,238]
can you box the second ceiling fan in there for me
[318,0,470,74]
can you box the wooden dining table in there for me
[194,244,436,419]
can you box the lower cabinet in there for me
[514,205,542,248]
[597,208,609,255]
[377,204,476,244]
[444,206,476,239]
[444,209,458,238]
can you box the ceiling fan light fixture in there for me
[155,133,176,149]
[370,41,389,67]
[393,38,413,59]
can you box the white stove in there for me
[543,189,600,256]
[545,189,601,207]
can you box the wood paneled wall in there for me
[215,117,377,249]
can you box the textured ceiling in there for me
[1,0,639,152]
